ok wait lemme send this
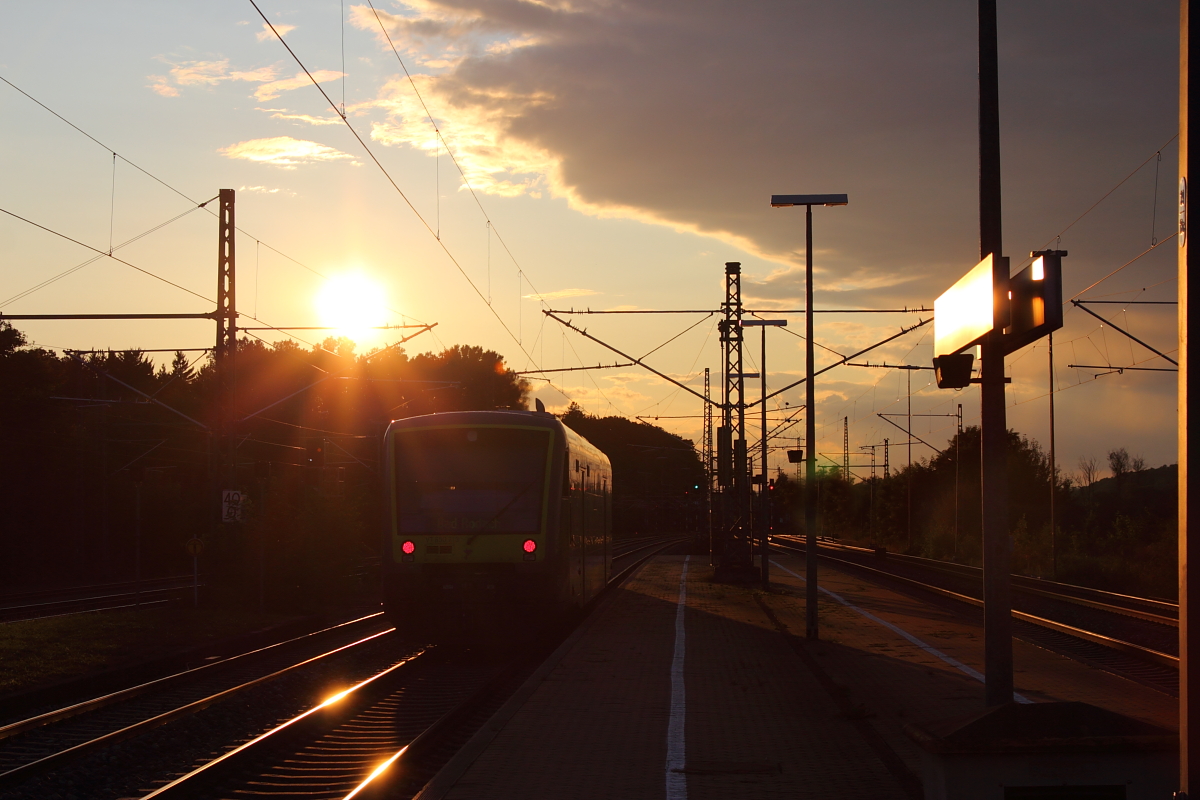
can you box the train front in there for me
[382,411,565,641]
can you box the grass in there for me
[0,604,296,696]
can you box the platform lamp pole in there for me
[744,318,787,590]
[770,193,848,639]
[977,0,1014,707]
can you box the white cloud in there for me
[219,137,356,168]
[522,288,598,301]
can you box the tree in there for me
[1108,447,1131,479]
[1078,455,1100,487]
[559,404,704,534]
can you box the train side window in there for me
[563,452,572,496]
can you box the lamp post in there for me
[743,318,787,590]
[770,193,847,639]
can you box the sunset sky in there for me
[0,1,1181,480]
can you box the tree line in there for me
[0,323,704,607]
[769,427,1178,599]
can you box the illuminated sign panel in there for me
[1003,252,1064,354]
[934,254,1002,356]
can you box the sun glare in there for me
[316,273,388,337]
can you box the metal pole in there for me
[134,480,142,606]
[1049,332,1057,579]
[805,204,818,639]
[955,403,963,560]
[1178,0,1195,792]
[979,0,1014,707]
[761,327,770,589]
[907,369,912,551]
[192,554,198,608]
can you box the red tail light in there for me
[402,540,416,554]
[523,539,537,553]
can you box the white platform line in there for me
[771,559,1032,704]
[666,555,690,800]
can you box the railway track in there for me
[0,575,202,623]
[0,613,400,794]
[135,534,690,800]
[771,536,1180,693]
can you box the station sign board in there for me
[934,254,1007,358]
[932,251,1065,389]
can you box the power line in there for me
[249,1,577,403]
[0,73,431,330]
[1,201,212,308]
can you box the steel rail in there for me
[338,534,689,799]
[770,539,1178,670]
[0,583,194,624]
[778,535,1178,625]
[0,612,385,742]
[0,624,395,787]
[141,647,426,798]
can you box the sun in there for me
[315,273,387,337]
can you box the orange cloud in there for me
[150,59,278,97]
[256,22,296,42]
[253,70,344,102]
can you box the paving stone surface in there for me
[441,556,910,800]
[762,552,1178,774]
[432,553,1177,799]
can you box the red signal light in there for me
[401,540,415,554]
[523,539,537,553]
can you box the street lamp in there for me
[742,318,787,590]
[770,193,848,639]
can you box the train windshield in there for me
[393,427,550,536]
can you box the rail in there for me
[770,537,1178,670]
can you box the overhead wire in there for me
[0,73,431,331]
[1,201,210,308]
[249,1,577,403]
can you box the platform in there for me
[414,554,1177,799]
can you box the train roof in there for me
[385,410,610,466]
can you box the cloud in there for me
[259,107,344,126]
[219,137,357,168]
[256,22,296,42]
[238,185,297,196]
[348,0,1176,308]
[150,58,279,97]
[254,70,345,102]
[522,288,598,301]
[147,76,178,97]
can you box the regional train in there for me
[382,409,612,639]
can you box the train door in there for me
[580,463,591,599]
[568,458,584,604]
[603,473,610,583]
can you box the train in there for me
[381,408,613,639]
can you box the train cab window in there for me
[394,427,551,536]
